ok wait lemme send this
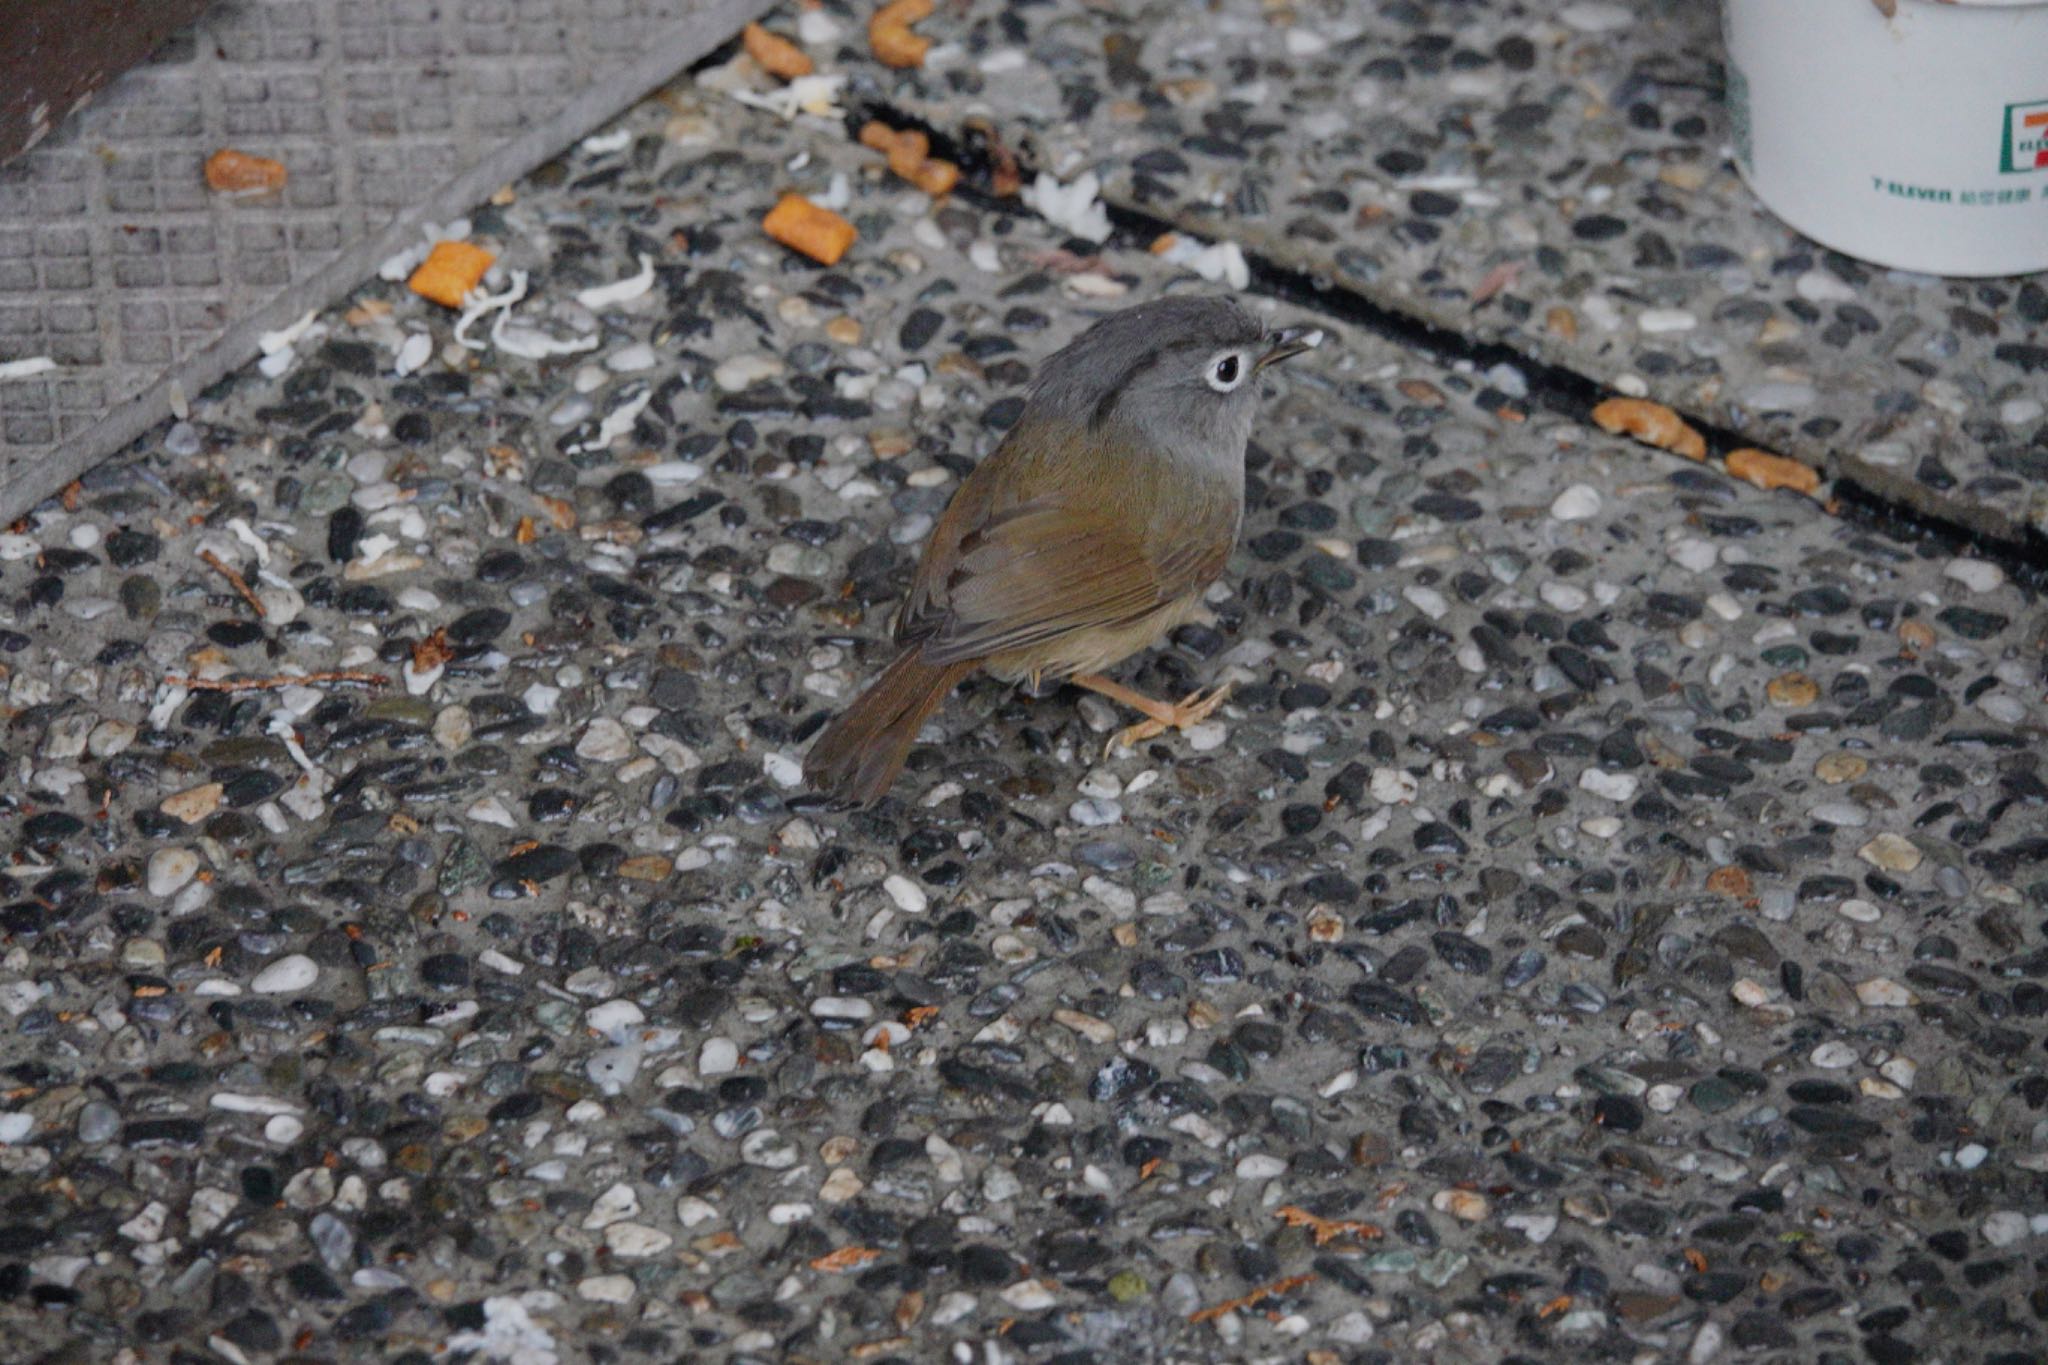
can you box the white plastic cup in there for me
[1722,0,2048,277]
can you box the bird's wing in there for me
[898,483,1233,667]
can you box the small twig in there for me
[1189,1273,1315,1324]
[1275,1205,1384,1246]
[164,670,388,692]
[809,1246,881,1273]
[199,549,266,618]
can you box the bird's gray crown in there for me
[1025,295,1269,430]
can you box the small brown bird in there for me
[804,295,1322,805]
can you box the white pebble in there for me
[643,460,703,485]
[210,1093,301,1116]
[1432,1188,1490,1221]
[119,1201,170,1242]
[819,1168,864,1203]
[1504,1212,1558,1244]
[1637,308,1697,334]
[586,1047,640,1090]
[1795,269,1859,303]
[605,342,658,372]
[251,954,318,994]
[1854,977,1915,1008]
[1402,585,1449,620]
[1076,768,1122,799]
[698,1038,739,1076]
[1666,538,1717,572]
[146,848,201,898]
[1560,1,1632,32]
[394,331,432,376]
[1001,1279,1060,1311]
[1331,1311,1375,1345]
[466,795,517,828]
[585,999,643,1039]
[1978,692,2026,725]
[1810,1040,1858,1069]
[604,1223,672,1258]
[1370,767,1419,805]
[883,874,927,913]
[583,1182,639,1229]
[577,1275,635,1304]
[1981,1210,2031,1248]
[1578,768,1638,801]
[1549,484,1602,521]
[576,718,634,762]
[1943,558,2004,593]
[1998,397,2043,427]
[713,354,783,391]
[1068,797,1123,826]
[740,1129,797,1168]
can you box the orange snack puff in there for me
[1725,447,1820,494]
[763,193,857,265]
[907,158,959,196]
[1590,396,1708,461]
[743,22,813,79]
[859,120,958,198]
[408,240,497,309]
[870,0,933,68]
[204,148,287,193]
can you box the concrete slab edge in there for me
[0,0,770,528]
[856,96,2048,580]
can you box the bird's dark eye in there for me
[1213,355,1240,384]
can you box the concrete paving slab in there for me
[0,0,769,526]
[861,0,2048,550]
[0,57,2043,1365]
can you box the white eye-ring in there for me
[1205,351,1246,392]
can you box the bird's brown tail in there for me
[804,649,975,806]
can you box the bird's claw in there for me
[1104,683,1232,757]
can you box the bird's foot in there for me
[1103,682,1232,756]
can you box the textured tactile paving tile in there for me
[1,33,2046,1365]
[0,0,768,524]
[856,0,2048,546]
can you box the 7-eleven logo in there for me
[2003,100,2048,173]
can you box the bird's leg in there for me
[1068,673,1233,756]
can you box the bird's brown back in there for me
[895,412,1240,671]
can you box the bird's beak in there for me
[1256,324,1324,371]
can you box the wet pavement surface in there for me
[1,6,2046,1364]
